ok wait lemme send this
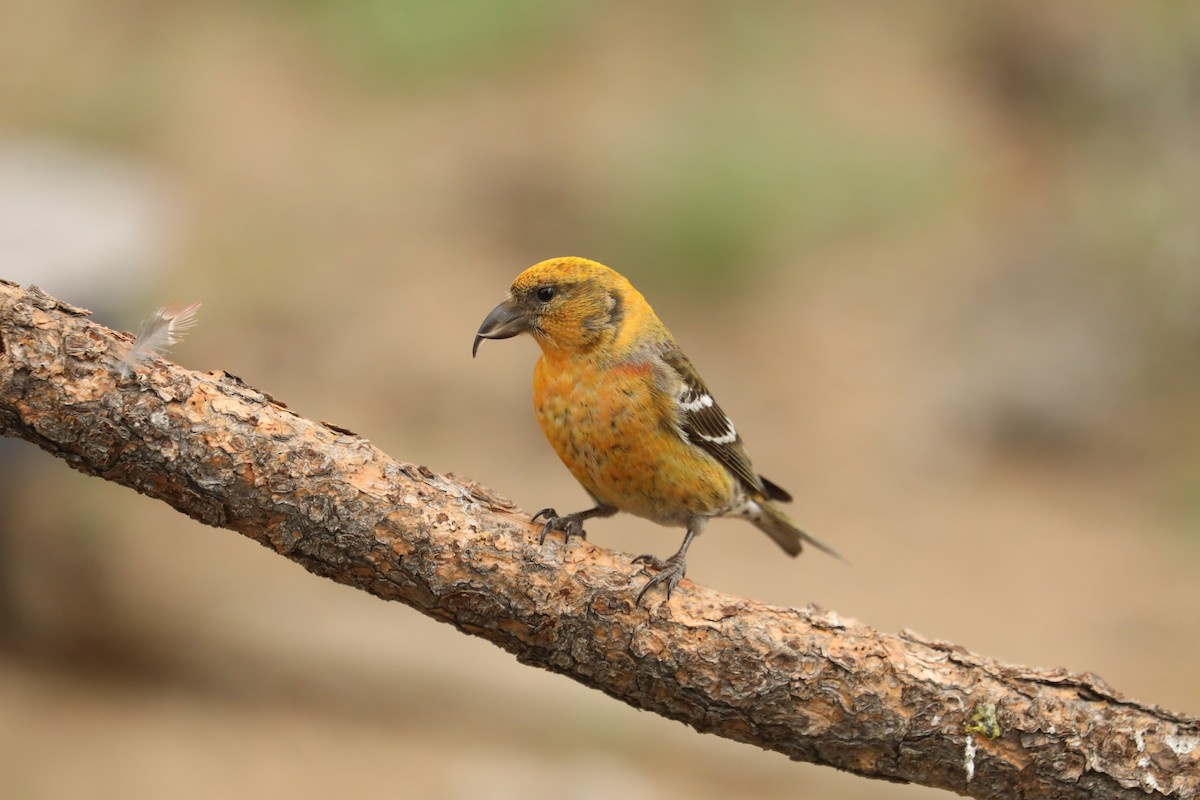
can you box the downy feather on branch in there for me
[116,301,200,377]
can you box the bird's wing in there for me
[657,346,766,496]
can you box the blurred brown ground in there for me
[1,2,1198,798]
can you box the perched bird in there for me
[473,257,838,603]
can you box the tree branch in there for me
[1,279,1196,800]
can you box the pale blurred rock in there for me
[0,138,178,310]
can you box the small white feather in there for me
[117,300,200,377]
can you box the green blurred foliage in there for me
[602,111,958,290]
[279,0,585,83]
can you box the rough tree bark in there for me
[0,279,1196,800]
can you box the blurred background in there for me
[1,1,1198,797]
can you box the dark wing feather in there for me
[660,347,765,495]
[759,476,793,503]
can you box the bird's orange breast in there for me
[532,354,736,525]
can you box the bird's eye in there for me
[536,286,556,303]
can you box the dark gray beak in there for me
[473,297,533,357]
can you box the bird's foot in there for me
[531,508,588,546]
[632,552,688,605]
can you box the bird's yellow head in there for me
[474,257,658,358]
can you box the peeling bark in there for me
[0,279,1197,799]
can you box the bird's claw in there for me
[634,553,687,606]
[531,507,587,546]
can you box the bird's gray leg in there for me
[633,519,704,605]
[531,504,617,545]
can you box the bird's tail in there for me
[753,501,843,562]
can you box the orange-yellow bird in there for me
[473,257,838,603]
